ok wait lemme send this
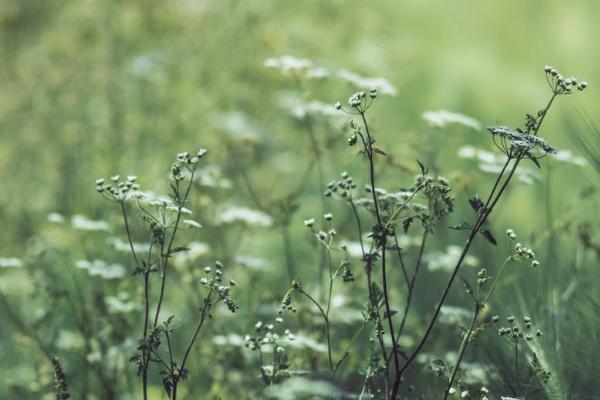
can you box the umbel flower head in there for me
[487,125,557,158]
[486,65,587,161]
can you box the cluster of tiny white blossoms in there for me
[334,87,378,114]
[304,212,336,246]
[447,386,489,399]
[506,229,539,268]
[199,261,238,313]
[493,315,543,343]
[544,65,587,94]
[244,319,295,354]
[324,171,358,200]
[96,175,140,202]
[171,149,207,181]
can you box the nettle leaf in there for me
[403,216,413,233]
[372,147,387,156]
[449,220,472,231]
[416,159,429,176]
[370,282,384,306]
[169,246,190,254]
[479,228,497,245]
[468,195,484,213]
[460,275,476,302]
[525,151,542,168]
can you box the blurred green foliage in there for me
[1,0,599,399]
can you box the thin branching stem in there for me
[390,230,428,365]
[359,110,401,376]
[392,90,560,398]
[171,287,215,400]
[153,170,196,328]
[391,156,520,398]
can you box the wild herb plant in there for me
[96,150,238,399]
[51,357,71,400]
[386,65,587,398]
[301,65,587,399]
[443,229,540,398]
[244,319,295,385]
[1,60,591,399]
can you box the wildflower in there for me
[336,69,397,96]
[0,257,23,268]
[422,110,482,130]
[75,259,126,279]
[183,219,202,229]
[48,213,65,223]
[219,206,272,226]
[304,218,315,227]
[71,215,109,232]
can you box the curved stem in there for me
[298,288,333,371]
[333,322,368,375]
[120,201,140,268]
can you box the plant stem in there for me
[171,288,214,400]
[298,288,333,371]
[515,341,519,394]
[390,231,428,364]
[119,201,149,400]
[153,170,195,328]
[120,201,140,268]
[443,303,480,400]
[360,110,401,376]
[333,322,368,375]
[390,156,519,398]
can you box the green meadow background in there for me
[1,0,599,398]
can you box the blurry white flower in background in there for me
[105,295,136,314]
[75,259,126,279]
[422,110,482,130]
[264,55,330,79]
[196,166,232,189]
[458,145,542,184]
[174,241,210,267]
[47,213,65,223]
[551,149,586,166]
[107,237,151,253]
[0,257,23,268]
[337,69,397,96]
[426,245,478,272]
[219,206,272,226]
[235,255,270,271]
[71,215,110,232]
